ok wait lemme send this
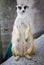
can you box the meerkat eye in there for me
[25,38,28,42]
[18,6,22,10]
[24,6,29,9]
[24,6,27,9]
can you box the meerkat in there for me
[11,0,34,60]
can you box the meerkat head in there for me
[16,4,29,16]
[16,0,34,16]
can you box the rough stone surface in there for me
[1,34,44,65]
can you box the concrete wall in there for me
[0,24,3,64]
[31,0,44,33]
[0,0,16,55]
[29,0,44,38]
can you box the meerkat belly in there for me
[15,42,24,56]
[15,22,30,55]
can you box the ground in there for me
[1,34,44,65]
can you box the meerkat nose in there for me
[22,10,25,13]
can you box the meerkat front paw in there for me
[24,48,34,59]
[14,55,20,61]
[25,54,32,59]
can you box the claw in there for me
[25,54,31,60]
[14,56,20,61]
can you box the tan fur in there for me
[24,26,34,59]
[11,25,34,60]
[11,0,34,60]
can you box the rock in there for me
[1,34,44,65]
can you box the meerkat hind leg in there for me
[12,51,20,60]
[12,47,20,60]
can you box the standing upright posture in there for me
[11,0,34,60]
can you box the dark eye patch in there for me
[18,6,22,10]
[24,6,29,9]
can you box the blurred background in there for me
[0,0,44,64]
[0,0,16,63]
